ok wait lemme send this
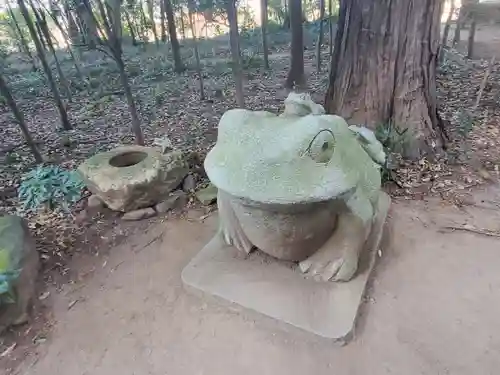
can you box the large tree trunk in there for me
[260,0,270,69]
[285,0,305,89]
[325,0,446,158]
[18,0,72,130]
[0,73,43,162]
[164,0,184,72]
[226,0,244,107]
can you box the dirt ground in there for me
[3,184,499,375]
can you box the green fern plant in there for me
[18,165,85,212]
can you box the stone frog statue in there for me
[204,93,391,282]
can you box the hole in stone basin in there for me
[109,151,147,167]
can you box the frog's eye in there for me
[304,129,335,163]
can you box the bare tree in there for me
[316,0,325,72]
[285,0,305,89]
[325,0,446,158]
[226,0,244,106]
[164,0,184,72]
[188,0,205,100]
[0,72,43,162]
[260,0,270,69]
[17,0,72,130]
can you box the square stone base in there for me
[182,195,390,343]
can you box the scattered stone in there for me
[155,191,188,214]
[122,207,156,221]
[182,174,196,192]
[78,146,188,212]
[195,184,218,205]
[0,215,40,334]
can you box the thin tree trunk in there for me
[226,0,244,107]
[325,0,446,158]
[452,5,467,46]
[164,0,184,72]
[0,73,43,162]
[467,18,476,59]
[260,0,270,69]
[37,0,84,82]
[32,6,72,102]
[179,7,186,39]
[328,0,333,56]
[146,0,159,46]
[18,0,71,130]
[316,0,325,72]
[441,0,455,48]
[34,18,47,50]
[160,0,166,41]
[116,55,145,145]
[64,2,80,45]
[285,0,305,89]
[6,3,37,70]
[125,11,138,45]
[188,4,205,100]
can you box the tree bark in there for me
[226,0,244,107]
[285,0,305,89]
[316,0,325,72]
[260,0,270,69]
[18,0,71,130]
[325,0,446,158]
[0,73,43,162]
[164,0,184,72]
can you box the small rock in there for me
[182,174,196,192]
[87,195,104,210]
[122,207,156,221]
[155,191,188,213]
[195,184,218,205]
[478,168,492,181]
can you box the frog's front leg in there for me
[298,210,371,282]
[298,190,379,282]
[217,189,254,254]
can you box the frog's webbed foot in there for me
[299,212,370,282]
